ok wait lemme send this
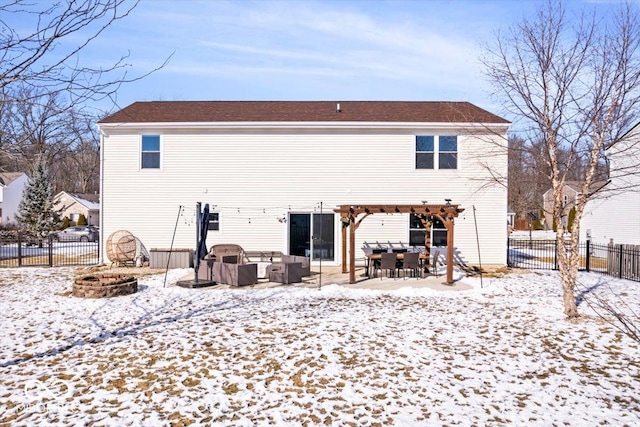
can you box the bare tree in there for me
[53,110,100,194]
[1,88,101,193]
[483,1,640,318]
[0,0,170,194]
[508,135,551,220]
[5,88,73,165]
[0,0,167,106]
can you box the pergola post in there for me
[349,221,356,284]
[445,218,455,284]
[341,224,347,273]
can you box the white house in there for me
[53,191,100,226]
[97,101,510,269]
[0,172,29,226]
[580,122,640,245]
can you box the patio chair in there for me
[402,252,421,279]
[208,244,249,263]
[377,252,398,279]
[281,254,311,276]
[431,249,441,277]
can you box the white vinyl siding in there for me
[101,128,508,266]
[580,127,640,245]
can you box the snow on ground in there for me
[1,267,639,426]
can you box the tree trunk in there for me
[556,222,583,319]
[560,262,579,318]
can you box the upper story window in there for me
[141,135,160,169]
[439,136,457,169]
[415,136,434,169]
[415,135,458,169]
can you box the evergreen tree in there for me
[567,207,577,232]
[16,156,60,243]
[77,214,87,226]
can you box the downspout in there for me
[98,126,105,265]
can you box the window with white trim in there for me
[208,212,220,231]
[409,214,426,246]
[415,135,458,169]
[439,136,457,169]
[415,136,434,169]
[409,214,448,247]
[141,135,160,169]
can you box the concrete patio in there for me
[176,265,474,292]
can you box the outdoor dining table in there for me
[364,252,428,278]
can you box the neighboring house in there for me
[0,172,29,226]
[542,181,583,229]
[53,191,100,226]
[97,101,510,268]
[507,206,515,230]
[580,122,640,245]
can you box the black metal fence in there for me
[0,231,99,267]
[508,239,640,282]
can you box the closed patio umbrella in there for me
[194,203,210,280]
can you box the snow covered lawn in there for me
[1,268,639,426]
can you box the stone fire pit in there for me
[73,273,138,298]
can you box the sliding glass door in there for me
[289,213,334,261]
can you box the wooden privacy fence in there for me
[605,243,640,282]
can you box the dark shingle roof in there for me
[99,101,509,124]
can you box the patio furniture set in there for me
[196,244,311,286]
[362,242,441,279]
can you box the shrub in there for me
[61,216,70,229]
[77,214,88,226]
[567,207,576,231]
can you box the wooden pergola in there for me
[334,203,464,284]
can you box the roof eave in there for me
[97,121,511,133]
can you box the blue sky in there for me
[44,0,629,116]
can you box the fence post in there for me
[17,232,22,267]
[619,244,623,279]
[48,234,53,267]
[585,240,590,272]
